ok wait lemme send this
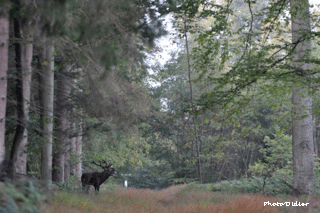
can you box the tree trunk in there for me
[291,0,315,195]
[70,122,76,176]
[16,1,34,174]
[40,41,54,186]
[183,16,201,183]
[76,116,83,180]
[64,137,71,182]
[53,64,71,183]
[9,10,26,179]
[0,4,10,167]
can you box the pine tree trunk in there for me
[40,41,54,186]
[64,137,71,182]
[53,64,71,183]
[70,122,76,176]
[291,0,315,195]
[16,8,34,175]
[9,10,26,179]
[0,4,10,167]
[76,116,83,180]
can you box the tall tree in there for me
[40,40,55,186]
[183,16,202,183]
[75,113,83,180]
[290,0,315,195]
[53,63,71,183]
[70,121,76,177]
[0,2,10,167]
[8,0,27,179]
[15,0,36,175]
[64,136,71,182]
[36,0,68,185]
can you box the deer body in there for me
[81,161,115,192]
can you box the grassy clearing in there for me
[40,183,320,213]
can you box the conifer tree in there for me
[0,1,10,168]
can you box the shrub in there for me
[54,176,83,192]
[211,177,291,196]
[0,181,45,213]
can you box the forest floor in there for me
[42,184,320,213]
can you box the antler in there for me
[91,160,112,170]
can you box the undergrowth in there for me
[0,181,45,213]
[2,177,320,213]
[42,182,320,213]
[211,176,292,195]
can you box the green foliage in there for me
[176,0,320,112]
[249,128,292,178]
[99,177,123,192]
[125,169,170,190]
[314,157,320,186]
[262,131,292,170]
[54,176,82,192]
[146,38,293,184]
[212,178,260,193]
[171,177,197,185]
[211,177,291,196]
[0,181,45,213]
[82,117,151,173]
[182,182,212,191]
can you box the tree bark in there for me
[291,0,315,195]
[0,4,10,167]
[54,64,71,183]
[70,122,76,176]
[75,115,83,180]
[64,137,71,182]
[16,0,35,174]
[40,41,54,186]
[9,9,26,179]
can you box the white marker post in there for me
[124,180,128,189]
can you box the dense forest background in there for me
[1,0,320,196]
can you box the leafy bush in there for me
[100,177,123,192]
[249,130,292,178]
[212,178,260,194]
[183,182,213,191]
[0,181,45,213]
[211,176,291,196]
[170,177,197,185]
[127,170,165,189]
[54,176,83,192]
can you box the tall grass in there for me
[42,183,320,213]
[2,176,319,212]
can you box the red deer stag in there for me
[81,161,115,192]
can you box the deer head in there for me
[81,160,116,192]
